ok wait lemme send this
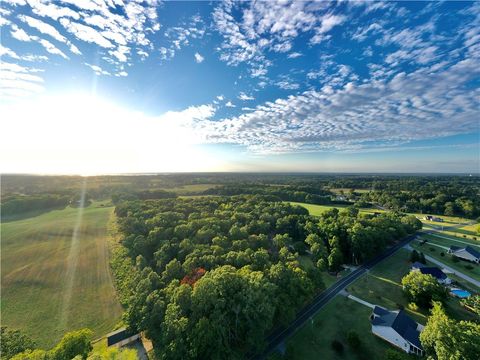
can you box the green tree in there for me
[1,327,36,360]
[401,271,447,308]
[50,329,93,360]
[328,247,343,271]
[410,249,420,263]
[87,346,137,360]
[420,302,480,360]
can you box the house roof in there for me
[418,266,447,280]
[465,246,480,259]
[372,305,390,317]
[371,307,423,350]
[450,245,480,259]
[449,245,461,252]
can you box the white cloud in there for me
[225,101,236,108]
[38,39,69,59]
[85,63,111,76]
[19,15,67,43]
[59,18,114,48]
[216,95,225,101]
[194,52,204,63]
[189,57,479,154]
[0,45,20,59]
[287,52,302,59]
[310,14,346,44]
[213,2,349,77]
[0,61,45,99]
[10,26,34,41]
[276,81,300,90]
[238,92,254,101]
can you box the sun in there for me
[0,93,225,174]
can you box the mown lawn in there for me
[411,239,480,282]
[1,203,122,348]
[272,296,395,360]
[347,248,477,323]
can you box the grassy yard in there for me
[347,248,477,323]
[272,296,394,360]
[411,239,480,282]
[1,203,122,348]
[278,246,478,360]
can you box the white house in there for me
[448,246,480,264]
[411,262,452,285]
[371,306,424,356]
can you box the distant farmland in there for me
[1,204,122,348]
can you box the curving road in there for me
[251,234,417,360]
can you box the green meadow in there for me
[1,203,122,348]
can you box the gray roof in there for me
[371,307,423,350]
[465,246,480,259]
[418,266,447,280]
[450,245,480,259]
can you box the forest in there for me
[113,195,421,359]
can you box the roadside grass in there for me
[272,296,395,360]
[418,233,480,249]
[411,241,480,282]
[346,249,428,324]
[298,255,343,289]
[1,203,122,348]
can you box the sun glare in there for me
[0,93,225,174]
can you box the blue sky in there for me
[0,0,479,174]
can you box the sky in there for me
[0,0,479,174]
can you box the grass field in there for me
[1,203,122,348]
[289,202,348,216]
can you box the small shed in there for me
[106,328,140,347]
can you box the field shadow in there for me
[1,205,68,223]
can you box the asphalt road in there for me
[252,234,417,360]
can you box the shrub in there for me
[429,247,436,252]
[346,331,361,350]
[440,252,445,257]
[465,264,474,270]
[463,235,467,238]
[331,340,344,353]
[408,302,419,311]
[452,256,460,263]
[473,237,477,241]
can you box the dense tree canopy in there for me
[420,302,480,360]
[114,195,419,358]
[8,329,92,360]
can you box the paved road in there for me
[251,234,416,360]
